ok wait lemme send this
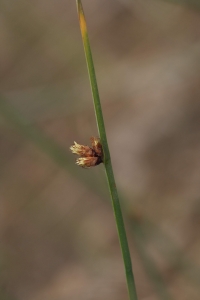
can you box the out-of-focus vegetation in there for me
[162,0,200,9]
[1,1,200,299]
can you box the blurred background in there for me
[1,0,200,299]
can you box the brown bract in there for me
[90,137,102,157]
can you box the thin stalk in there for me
[76,1,138,299]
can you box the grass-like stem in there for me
[76,1,138,299]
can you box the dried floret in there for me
[70,141,94,157]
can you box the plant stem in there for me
[76,1,138,299]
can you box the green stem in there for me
[76,1,138,299]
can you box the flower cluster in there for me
[70,137,103,168]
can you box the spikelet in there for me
[70,137,103,168]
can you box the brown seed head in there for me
[70,138,103,168]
